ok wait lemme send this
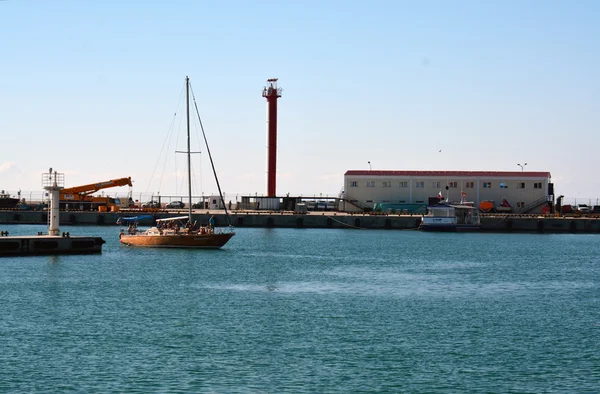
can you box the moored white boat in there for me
[420,203,480,232]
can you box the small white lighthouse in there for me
[42,167,65,236]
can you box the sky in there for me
[1,1,598,203]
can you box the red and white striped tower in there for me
[262,78,282,197]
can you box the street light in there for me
[368,161,372,171]
[517,163,527,172]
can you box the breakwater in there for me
[1,210,600,233]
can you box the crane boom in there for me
[61,177,133,197]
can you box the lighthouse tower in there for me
[42,168,65,236]
[262,78,282,197]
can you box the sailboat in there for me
[119,76,235,249]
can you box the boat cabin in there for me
[421,203,480,231]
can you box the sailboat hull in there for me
[119,232,234,249]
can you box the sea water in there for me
[0,225,598,393]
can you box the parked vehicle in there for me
[192,202,206,209]
[593,205,600,214]
[578,204,590,213]
[166,201,185,209]
[561,204,574,214]
[141,201,160,208]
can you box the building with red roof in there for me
[341,170,552,213]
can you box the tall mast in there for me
[186,76,192,222]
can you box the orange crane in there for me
[60,177,133,211]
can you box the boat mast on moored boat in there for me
[118,76,235,249]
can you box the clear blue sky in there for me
[1,1,598,203]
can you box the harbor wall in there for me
[1,211,600,233]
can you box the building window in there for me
[416,200,424,203]
[432,181,440,188]
[465,182,475,188]
[366,181,375,188]
[534,182,543,189]
[448,182,458,188]
[517,182,525,189]
[517,201,525,208]
[399,181,408,188]
[382,181,391,188]
[500,182,508,189]
[350,181,358,187]
[483,182,492,188]
[399,200,406,203]
[415,181,424,188]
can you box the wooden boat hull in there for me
[119,232,234,249]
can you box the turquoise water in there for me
[1,225,599,393]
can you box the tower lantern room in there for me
[262,78,282,197]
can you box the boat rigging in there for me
[119,76,235,249]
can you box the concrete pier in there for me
[0,233,105,256]
[0,169,107,257]
[1,210,600,233]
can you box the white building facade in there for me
[341,170,552,213]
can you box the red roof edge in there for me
[344,170,552,177]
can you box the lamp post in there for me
[517,163,527,172]
[368,161,372,171]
